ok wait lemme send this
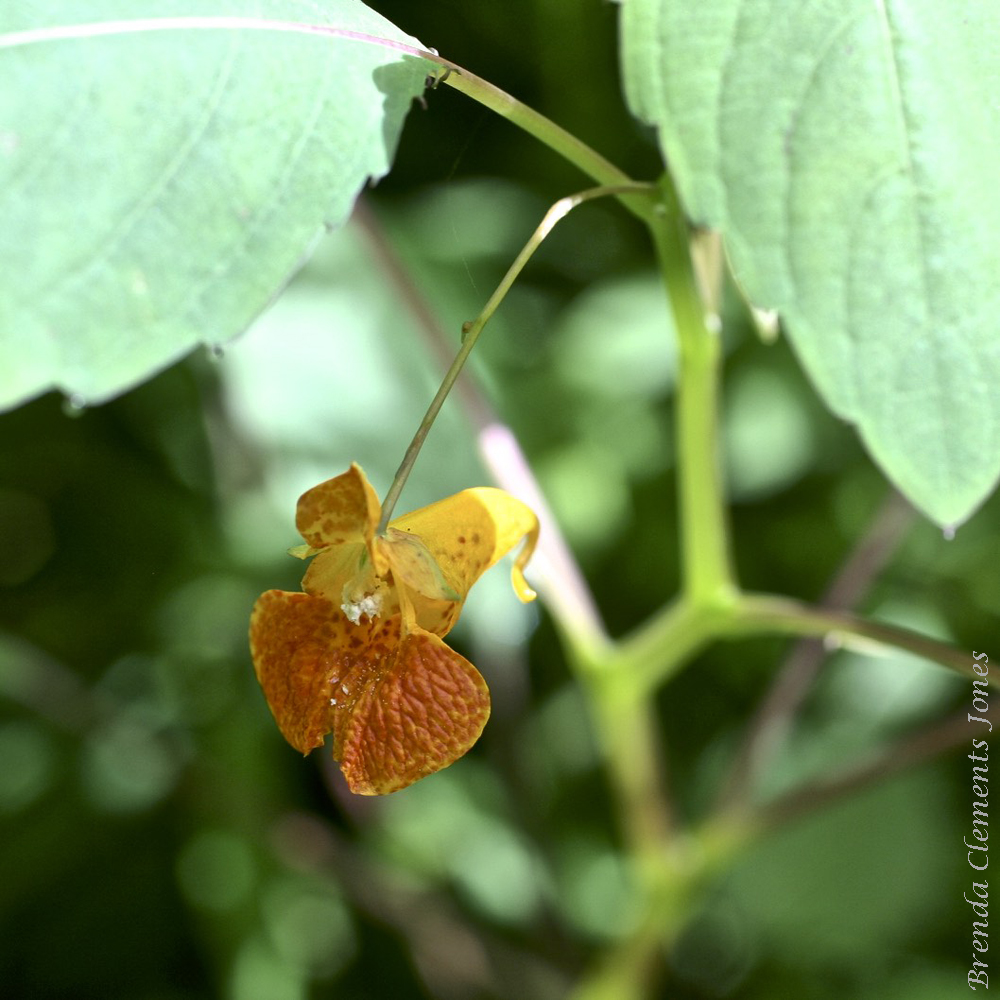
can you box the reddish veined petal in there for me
[249,589,376,754]
[295,463,381,550]
[338,626,491,795]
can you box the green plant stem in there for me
[725,593,975,677]
[572,174,740,999]
[569,191,968,982]
[615,589,976,701]
[569,811,750,1000]
[594,599,715,702]
[647,181,736,607]
[440,69,653,222]
[374,313,477,533]
[585,672,674,853]
[439,60,981,1000]
[375,183,655,532]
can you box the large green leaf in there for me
[0,1,430,410]
[620,0,1000,526]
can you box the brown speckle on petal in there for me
[295,464,380,549]
[249,590,377,755]
[338,627,490,795]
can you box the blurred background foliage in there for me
[1,2,997,998]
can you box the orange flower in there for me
[250,464,538,794]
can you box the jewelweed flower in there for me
[250,464,538,794]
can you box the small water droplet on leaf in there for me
[62,393,87,417]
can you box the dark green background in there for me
[1,2,995,998]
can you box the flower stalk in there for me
[375,183,656,532]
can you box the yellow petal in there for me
[378,528,461,637]
[338,625,490,795]
[295,463,380,550]
[390,487,538,605]
[381,528,460,602]
[301,540,366,603]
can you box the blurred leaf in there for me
[81,709,182,813]
[748,602,959,807]
[726,770,952,964]
[396,177,546,266]
[536,442,631,553]
[723,365,816,501]
[621,0,1000,526]
[261,876,355,976]
[554,837,637,940]
[858,964,969,1000]
[176,828,257,913]
[823,600,961,725]
[0,489,55,586]
[376,764,546,925]
[553,271,675,399]
[449,822,544,924]
[231,934,305,1000]
[0,721,57,813]
[0,0,429,410]
[219,220,483,530]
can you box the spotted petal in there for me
[249,590,489,794]
[338,625,490,795]
[249,590,347,754]
[295,463,380,550]
[390,487,539,608]
[300,539,389,615]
